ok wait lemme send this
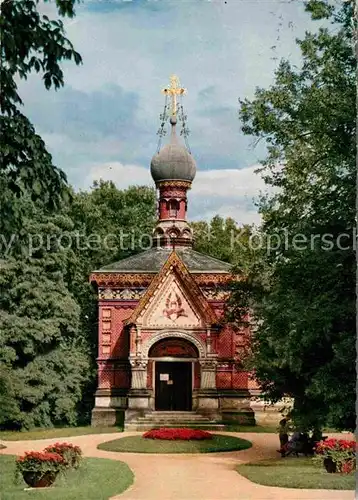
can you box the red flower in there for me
[44,442,82,455]
[341,461,355,474]
[314,438,356,454]
[16,451,64,464]
[143,428,213,441]
[43,442,82,468]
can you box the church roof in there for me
[150,118,196,183]
[93,247,231,274]
[125,250,218,326]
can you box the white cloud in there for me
[194,166,266,198]
[18,0,318,188]
[84,161,269,225]
[84,161,152,189]
[16,0,320,225]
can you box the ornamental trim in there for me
[142,330,206,359]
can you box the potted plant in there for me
[44,442,82,469]
[15,451,65,487]
[314,438,356,474]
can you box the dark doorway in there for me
[155,362,192,411]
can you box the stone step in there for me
[136,417,212,422]
[149,412,202,416]
[146,411,205,418]
[136,418,211,422]
[135,417,211,422]
[136,416,211,421]
[137,412,211,418]
[135,421,212,426]
[124,422,226,431]
[124,411,224,431]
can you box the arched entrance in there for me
[149,337,199,411]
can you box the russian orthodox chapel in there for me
[90,76,256,429]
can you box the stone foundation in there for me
[249,395,292,426]
[91,408,125,427]
[91,388,127,427]
[91,389,266,428]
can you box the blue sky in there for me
[19,0,320,224]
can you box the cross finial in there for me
[162,74,186,117]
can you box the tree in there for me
[69,180,157,273]
[0,195,89,429]
[0,0,81,209]
[0,178,157,429]
[192,215,253,266]
[231,0,356,431]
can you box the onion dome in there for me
[150,117,196,183]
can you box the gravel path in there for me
[0,431,354,500]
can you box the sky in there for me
[19,0,320,225]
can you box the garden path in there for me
[0,431,354,500]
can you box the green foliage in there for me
[0,179,156,430]
[1,0,80,114]
[0,112,69,212]
[69,180,157,272]
[231,1,356,431]
[0,0,81,209]
[0,195,89,429]
[192,215,253,266]
[0,365,21,426]
[43,442,83,469]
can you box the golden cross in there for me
[162,75,186,116]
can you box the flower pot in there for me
[22,471,58,488]
[323,458,337,473]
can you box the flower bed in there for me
[314,438,356,474]
[143,428,213,440]
[44,442,82,469]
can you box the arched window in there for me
[168,199,179,218]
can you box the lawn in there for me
[0,424,276,441]
[0,426,122,441]
[0,455,133,500]
[222,424,276,433]
[98,434,252,453]
[237,457,355,490]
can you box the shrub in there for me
[15,451,64,481]
[314,438,356,473]
[143,428,213,440]
[44,442,82,469]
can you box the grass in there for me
[237,456,355,490]
[222,424,276,433]
[0,426,122,441]
[98,433,252,454]
[0,455,133,500]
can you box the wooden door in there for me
[155,362,192,411]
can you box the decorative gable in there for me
[125,250,217,328]
[141,274,201,327]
